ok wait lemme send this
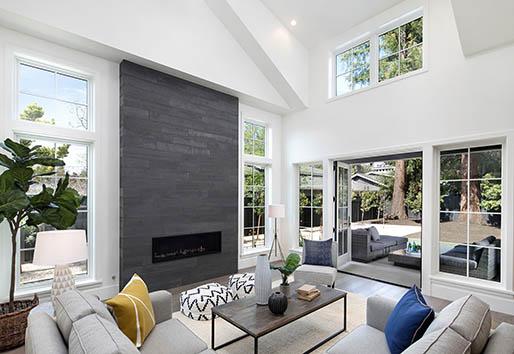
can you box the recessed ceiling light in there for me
[290,19,297,27]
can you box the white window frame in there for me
[241,117,272,256]
[330,7,425,100]
[436,142,505,287]
[296,162,324,248]
[5,50,97,293]
[334,40,371,96]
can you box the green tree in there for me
[359,191,380,220]
[405,158,422,215]
[480,173,501,213]
[19,103,55,125]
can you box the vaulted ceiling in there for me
[260,0,405,48]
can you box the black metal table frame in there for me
[211,294,347,354]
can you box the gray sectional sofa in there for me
[326,294,514,354]
[351,227,408,262]
[25,290,214,354]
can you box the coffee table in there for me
[388,249,421,269]
[211,282,347,353]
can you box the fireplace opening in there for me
[152,231,222,263]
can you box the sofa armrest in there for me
[366,296,397,332]
[483,323,514,354]
[150,290,173,324]
[25,312,67,354]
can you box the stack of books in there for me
[297,284,320,301]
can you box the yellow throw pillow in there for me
[106,274,155,347]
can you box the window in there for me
[333,13,424,97]
[18,137,89,285]
[242,119,270,252]
[14,60,93,286]
[244,121,265,157]
[299,163,323,246]
[439,145,502,282]
[243,164,266,249]
[335,41,370,96]
[379,17,423,81]
[18,62,89,130]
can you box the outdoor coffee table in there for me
[211,282,347,353]
[388,249,421,269]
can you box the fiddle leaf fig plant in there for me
[0,138,82,312]
[271,253,301,286]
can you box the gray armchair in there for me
[294,240,338,287]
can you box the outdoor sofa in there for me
[351,227,408,262]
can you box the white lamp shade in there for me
[33,230,88,266]
[268,204,285,218]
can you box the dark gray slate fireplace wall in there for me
[120,60,239,291]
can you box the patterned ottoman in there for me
[228,273,255,300]
[180,283,233,321]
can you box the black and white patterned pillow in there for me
[179,283,233,321]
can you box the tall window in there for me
[15,59,92,285]
[335,41,370,96]
[379,17,423,82]
[439,145,502,282]
[299,164,323,246]
[242,120,269,252]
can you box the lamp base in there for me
[51,264,76,307]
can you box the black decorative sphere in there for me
[268,291,288,315]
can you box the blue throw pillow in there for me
[384,285,434,354]
[303,239,333,267]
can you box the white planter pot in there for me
[254,254,272,305]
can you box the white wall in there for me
[282,0,514,313]
[0,0,288,112]
[0,27,119,301]
[238,104,283,269]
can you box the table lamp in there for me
[33,230,88,306]
[267,204,285,260]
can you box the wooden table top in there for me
[212,282,347,337]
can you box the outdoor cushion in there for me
[369,226,380,241]
[352,228,369,237]
[294,264,337,287]
[370,241,386,252]
[303,238,334,267]
[444,245,483,262]
[402,326,471,354]
[380,235,408,246]
[384,285,435,354]
[68,314,139,354]
[475,235,496,246]
[54,289,115,344]
[425,294,491,354]
[440,255,478,270]
[326,325,390,354]
[106,273,156,347]
[140,318,209,354]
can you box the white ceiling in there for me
[260,0,405,48]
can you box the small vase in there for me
[255,255,272,305]
[268,291,288,315]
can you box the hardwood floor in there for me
[169,268,514,329]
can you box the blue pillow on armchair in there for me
[303,239,333,267]
[384,285,434,354]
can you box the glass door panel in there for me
[335,162,351,266]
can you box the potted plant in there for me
[271,253,301,294]
[0,138,82,350]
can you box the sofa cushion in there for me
[326,325,390,354]
[370,241,386,252]
[402,326,471,354]
[294,264,337,287]
[385,286,435,354]
[482,323,514,354]
[54,289,115,343]
[425,295,491,354]
[380,235,408,246]
[474,235,496,246]
[68,314,139,354]
[26,312,68,354]
[369,226,381,241]
[106,273,156,347]
[303,239,333,267]
[352,228,369,237]
[140,318,208,354]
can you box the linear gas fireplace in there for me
[152,231,222,263]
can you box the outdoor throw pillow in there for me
[106,274,156,347]
[368,226,380,241]
[303,239,333,267]
[384,285,435,354]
